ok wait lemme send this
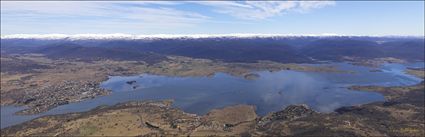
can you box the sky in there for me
[1,1,424,36]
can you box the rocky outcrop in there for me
[258,104,317,127]
[126,80,136,85]
[243,73,260,80]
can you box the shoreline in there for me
[2,80,424,136]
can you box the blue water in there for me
[1,62,423,128]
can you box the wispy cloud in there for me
[1,1,337,34]
[0,1,209,34]
[193,1,335,20]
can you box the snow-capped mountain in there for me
[3,33,421,40]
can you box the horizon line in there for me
[1,33,424,40]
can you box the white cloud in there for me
[1,2,109,17]
[0,1,209,34]
[1,1,334,24]
[297,1,337,12]
[194,1,335,20]
[0,1,336,34]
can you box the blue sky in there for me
[1,1,424,35]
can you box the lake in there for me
[1,62,423,128]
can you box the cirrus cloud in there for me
[1,1,336,34]
[194,1,335,20]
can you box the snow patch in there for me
[1,33,423,40]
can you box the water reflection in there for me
[98,69,387,115]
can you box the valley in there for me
[1,36,424,136]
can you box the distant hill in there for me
[1,36,424,63]
[35,43,167,64]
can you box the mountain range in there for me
[1,35,424,64]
